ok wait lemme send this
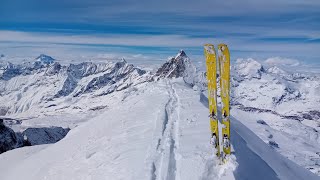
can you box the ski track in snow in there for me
[2,78,318,180]
[153,80,179,180]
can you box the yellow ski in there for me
[204,44,220,156]
[218,44,231,157]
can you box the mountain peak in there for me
[156,50,196,86]
[235,58,265,79]
[35,54,55,64]
[175,49,187,59]
[267,66,286,75]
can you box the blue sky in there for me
[0,0,319,66]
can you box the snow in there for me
[201,92,319,180]
[1,78,318,179]
[0,52,319,179]
[35,54,55,64]
[0,79,237,180]
[235,58,264,79]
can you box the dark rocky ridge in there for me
[0,118,70,154]
[0,119,23,153]
[155,50,188,78]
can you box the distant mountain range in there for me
[0,52,319,122]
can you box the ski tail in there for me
[204,44,220,156]
[218,44,231,157]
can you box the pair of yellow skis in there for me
[204,44,230,159]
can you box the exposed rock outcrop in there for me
[0,119,23,153]
[23,127,70,146]
[155,50,197,86]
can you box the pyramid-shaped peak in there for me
[179,50,186,56]
[175,49,187,59]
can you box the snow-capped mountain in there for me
[156,50,196,85]
[232,58,320,122]
[35,54,55,64]
[234,58,265,80]
[0,51,319,178]
[0,57,152,117]
[155,50,206,90]
[1,51,319,128]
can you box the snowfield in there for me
[0,52,319,179]
[0,79,237,180]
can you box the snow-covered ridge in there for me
[1,51,199,117]
[0,51,320,177]
[1,53,318,121]
[235,58,265,79]
[0,57,152,117]
[231,58,320,119]
[35,54,55,64]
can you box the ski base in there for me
[204,43,231,161]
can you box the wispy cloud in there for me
[0,0,319,64]
[265,57,300,66]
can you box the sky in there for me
[0,0,319,67]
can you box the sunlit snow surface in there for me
[0,79,237,180]
[0,55,319,179]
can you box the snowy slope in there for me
[201,93,319,180]
[0,79,236,180]
[0,59,151,118]
[1,78,318,180]
[232,58,320,118]
[0,51,319,179]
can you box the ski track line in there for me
[153,80,181,180]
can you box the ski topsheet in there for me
[204,44,220,156]
[218,44,231,156]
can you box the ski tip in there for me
[218,44,228,51]
[204,44,216,55]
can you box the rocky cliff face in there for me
[155,50,197,86]
[0,119,23,153]
[23,127,70,146]
[0,118,70,154]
